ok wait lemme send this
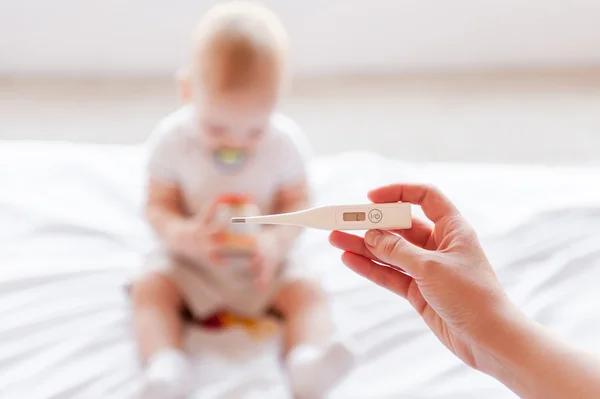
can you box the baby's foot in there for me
[286,340,356,399]
[138,348,192,399]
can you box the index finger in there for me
[368,184,459,223]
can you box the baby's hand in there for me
[175,205,226,265]
[249,230,285,289]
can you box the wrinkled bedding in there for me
[1,141,599,398]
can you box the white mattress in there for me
[1,141,600,399]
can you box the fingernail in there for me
[365,230,382,247]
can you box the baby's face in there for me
[196,88,276,153]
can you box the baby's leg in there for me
[131,272,183,360]
[272,279,332,353]
[273,279,355,399]
[131,272,191,399]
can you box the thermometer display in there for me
[343,212,366,221]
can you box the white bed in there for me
[1,141,600,399]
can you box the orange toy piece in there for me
[219,311,280,340]
[211,194,260,255]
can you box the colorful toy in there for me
[199,195,277,340]
[212,194,260,255]
[199,310,280,340]
[220,312,280,339]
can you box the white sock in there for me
[139,348,192,399]
[286,340,356,399]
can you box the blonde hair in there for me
[189,1,289,94]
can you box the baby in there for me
[130,2,354,398]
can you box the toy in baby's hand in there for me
[212,194,260,255]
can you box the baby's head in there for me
[180,1,289,154]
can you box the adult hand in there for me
[331,184,600,399]
[329,184,515,373]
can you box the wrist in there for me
[257,228,293,262]
[263,226,298,251]
[474,300,547,395]
[470,298,532,373]
[480,305,600,399]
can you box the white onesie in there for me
[141,105,311,319]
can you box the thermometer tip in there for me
[231,217,246,223]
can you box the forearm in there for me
[484,307,600,399]
[146,205,189,255]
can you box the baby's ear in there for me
[175,67,192,103]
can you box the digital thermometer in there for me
[231,203,412,231]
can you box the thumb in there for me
[364,230,423,276]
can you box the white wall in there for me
[2,0,600,77]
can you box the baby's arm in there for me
[267,177,310,252]
[146,177,217,262]
[146,178,190,255]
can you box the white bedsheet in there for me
[1,141,600,399]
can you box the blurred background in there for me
[1,0,600,163]
[2,4,600,398]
